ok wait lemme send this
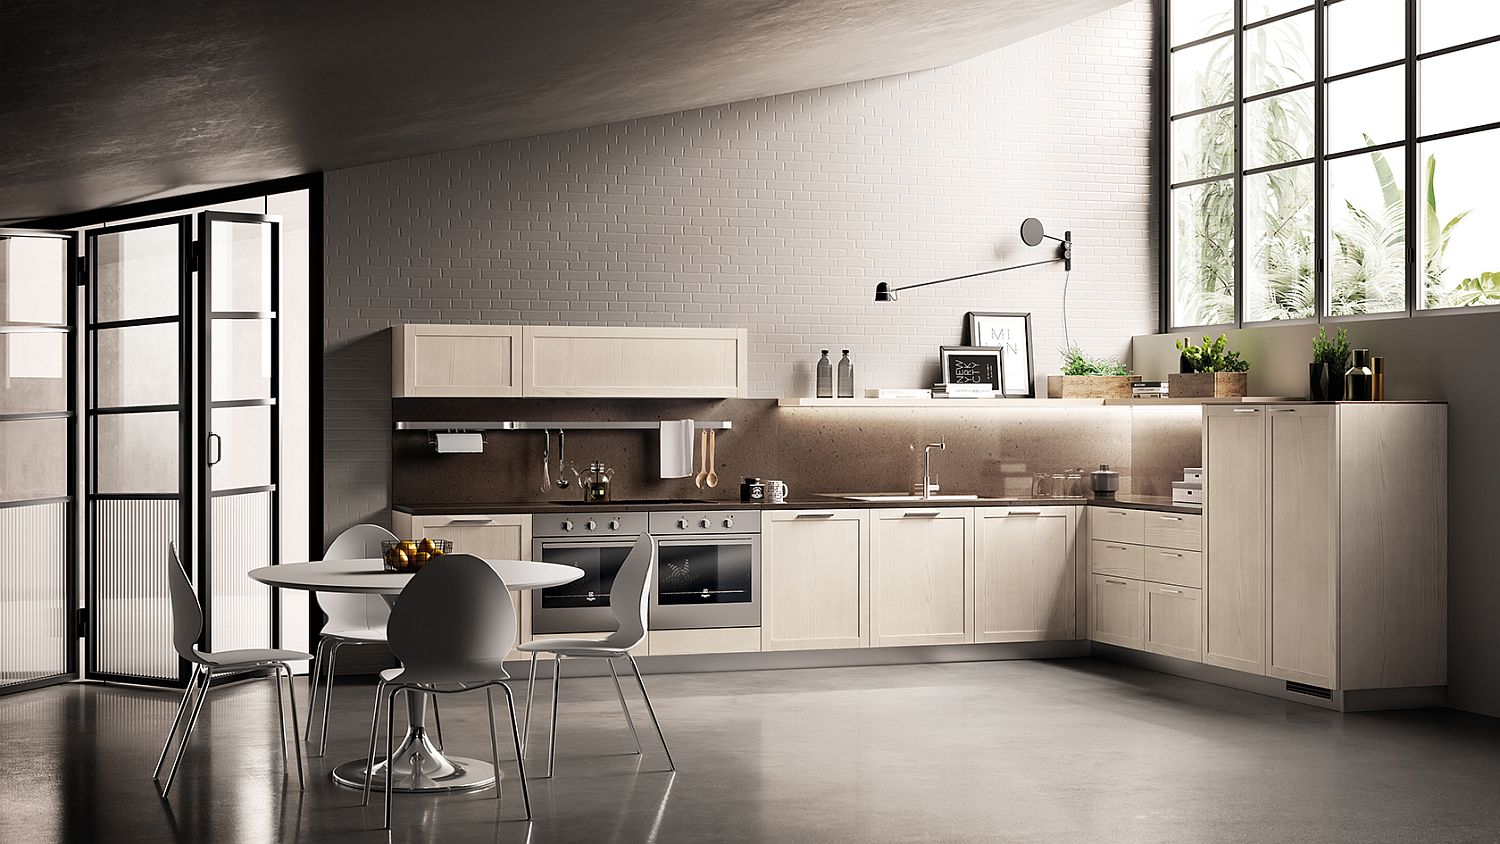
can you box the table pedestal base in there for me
[331,687,499,793]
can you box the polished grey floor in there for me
[5,658,1500,843]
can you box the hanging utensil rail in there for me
[395,420,733,432]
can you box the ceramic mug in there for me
[766,480,790,504]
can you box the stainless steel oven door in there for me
[530,536,637,634]
[650,534,760,630]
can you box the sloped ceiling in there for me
[1,0,1129,224]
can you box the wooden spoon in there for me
[706,430,719,488]
[693,429,709,489]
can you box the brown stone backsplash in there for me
[392,398,1202,507]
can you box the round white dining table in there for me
[250,557,582,794]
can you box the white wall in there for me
[323,1,1158,537]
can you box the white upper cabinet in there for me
[393,324,750,398]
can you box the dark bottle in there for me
[1345,349,1374,401]
[816,350,833,398]
[837,350,855,398]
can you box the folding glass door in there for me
[0,229,77,694]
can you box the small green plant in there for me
[1311,326,1351,370]
[1059,347,1129,377]
[1175,334,1249,373]
[1453,271,1500,307]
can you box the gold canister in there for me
[1372,356,1385,401]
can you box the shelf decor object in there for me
[1047,346,1137,398]
[1309,326,1351,401]
[1170,335,1249,398]
[874,218,1071,302]
[939,346,1004,392]
[966,312,1034,397]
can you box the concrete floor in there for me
[4,658,1500,843]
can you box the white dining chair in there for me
[361,553,531,829]
[520,533,675,777]
[154,542,313,797]
[306,524,449,758]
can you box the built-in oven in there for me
[648,511,761,630]
[530,512,648,635]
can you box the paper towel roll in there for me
[435,433,484,453]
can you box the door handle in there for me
[1103,578,1129,586]
[1008,509,1043,516]
[793,511,837,518]
[207,433,222,466]
[1269,408,1297,413]
[1103,544,1128,551]
[446,517,495,525]
[900,510,943,518]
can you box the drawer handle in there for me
[1008,509,1043,516]
[900,510,944,517]
[1104,544,1128,551]
[1157,515,1183,521]
[1269,408,1297,413]
[1107,511,1128,517]
[794,511,837,518]
[1159,551,1184,558]
[446,517,495,525]
[1157,588,1184,595]
[1103,578,1129,586]
[1231,408,1259,413]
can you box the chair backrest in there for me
[604,533,655,649]
[386,554,517,678]
[319,524,399,631]
[166,542,208,665]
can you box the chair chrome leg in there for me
[273,664,290,772]
[154,666,203,781]
[161,667,214,797]
[318,640,346,756]
[362,679,387,807]
[626,655,675,771]
[305,638,328,744]
[485,687,502,801]
[278,663,306,791]
[545,655,562,778]
[522,652,538,757]
[383,686,401,830]
[432,696,445,751]
[607,657,643,755]
[501,683,532,820]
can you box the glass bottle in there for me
[837,350,855,398]
[816,350,833,398]
[1345,349,1374,401]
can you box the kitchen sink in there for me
[839,493,981,502]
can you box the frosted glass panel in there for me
[94,224,181,323]
[0,236,67,325]
[0,502,68,686]
[0,418,67,502]
[0,333,67,414]
[210,405,270,490]
[96,412,179,495]
[208,220,272,313]
[211,319,273,402]
[209,491,273,652]
[93,499,179,681]
[96,323,178,409]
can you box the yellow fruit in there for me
[400,540,418,551]
[430,546,444,556]
[418,538,436,553]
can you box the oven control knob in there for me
[586,520,597,531]
[677,518,689,530]
[562,519,574,532]
[700,518,712,529]
[723,517,734,529]
[609,519,621,530]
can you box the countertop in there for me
[393,493,1198,516]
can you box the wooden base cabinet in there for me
[762,510,870,650]
[1202,403,1447,692]
[870,508,973,647]
[1089,575,1143,649]
[973,507,1079,642]
[1144,584,1201,661]
[394,513,533,661]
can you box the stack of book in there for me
[865,388,933,399]
[1172,467,1203,506]
[932,383,1001,399]
[1132,379,1169,399]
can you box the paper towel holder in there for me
[429,431,487,454]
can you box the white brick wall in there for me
[324,1,1157,535]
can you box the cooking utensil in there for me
[693,429,709,489]
[540,430,551,492]
[705,430,719,488]
[556,430,569,488]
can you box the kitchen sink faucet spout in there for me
[922,441,946,500]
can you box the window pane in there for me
[1328,150,1408,315]
[1245,165,1316,321]
[1172,180,1237,326]
[0,236,67,325]
[1328,0,1405,76]
[0,332,67,414]
[1419,129,1500,308]
[1246,0,1309,25]
[1420,42,1500,137]
[96,323,179,409]
[1420,0,1500,53]
[94,224,181,323]
[1244,12,1313,96]
[1328,66,1406,154]
[1172,107,1236,181]
[1172,36,1234,114]
[1246,89,1313,168]
[1172,0,1232,45]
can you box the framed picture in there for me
[939,346,1005,391]
[965,312,1034,397]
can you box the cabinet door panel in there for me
[1089,575,1144,649]
[1090,507,1144,544]
[1145,584,1201,661]
[1268,406,1337,687]
[975,509,1077,642]
[763,511,869,650]
[1089,540,1145,579]
[522,326,748,398]
[871,510,973,646]
[394,325,523,397]
[1141,512,1202,551]
[1203,408,1267,674]
[413,514,532,661]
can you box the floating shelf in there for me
[776,397,1303,408]
[395,420,733,432]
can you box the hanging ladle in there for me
[556,430,569,489]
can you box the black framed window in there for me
[1166,0,1500,329]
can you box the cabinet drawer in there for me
[1089,540,1144,579]
[1090,507,1144,544]
[1089,574,1144,650]
[1143,548,1202,589]
[1141,511,1202,551]
[1145,584,1201,662]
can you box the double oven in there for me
[529,508,761,635]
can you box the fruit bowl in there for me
[381,538,453,573]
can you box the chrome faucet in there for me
[921,441,946,500]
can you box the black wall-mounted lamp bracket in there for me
[875,225,1073,302]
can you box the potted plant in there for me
[1309,326,1351,401]
[1046,347,1141,399]
[1170,335,1249,398]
